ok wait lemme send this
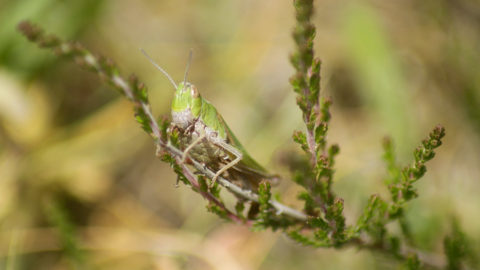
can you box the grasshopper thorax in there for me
[171,82,202,129]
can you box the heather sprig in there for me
[289,0,343,246]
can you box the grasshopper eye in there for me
[191,85,199,98]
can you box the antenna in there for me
[183,49,193,87]
[140,49,177,89]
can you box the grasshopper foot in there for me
[210,172,221,188]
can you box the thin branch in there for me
[163,142,308,221]
[175,155,244,223]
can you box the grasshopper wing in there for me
[219,115,279,182]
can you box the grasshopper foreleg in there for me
[211,141,243,186]
[181,133,206,163]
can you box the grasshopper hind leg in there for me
[180,133,206,163]
[210,140,243,187]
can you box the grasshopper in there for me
[142,49,277,191]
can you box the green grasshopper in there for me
[141,49,277,191]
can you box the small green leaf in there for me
[308,216,329,230]
[198,176,208,193]
[298,191,316,215]
[134,109,152,134]
[209,180,221,198]
[207,203,229,221]
[286,230,326,247]
[169,128,180,147]
[258,181,272,208]
[235,201,245,217]
[158,115,170,141]
[293,130,309,153]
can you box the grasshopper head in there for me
[171,82,202,129]
[140,49,201,129]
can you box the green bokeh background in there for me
[1,0,479,269]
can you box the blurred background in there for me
[1,0,480,269]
